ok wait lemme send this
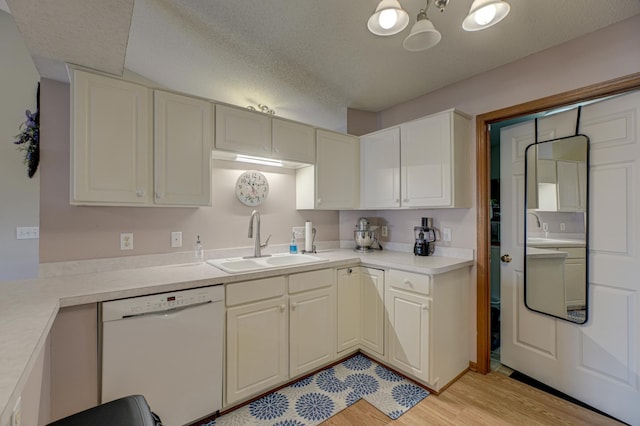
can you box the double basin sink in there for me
[207,253,328,274]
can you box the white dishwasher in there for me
[101,285,224,426]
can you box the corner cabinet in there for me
[360,109,471,209]
[336,267,385,357]
[296,130,360,209]
[71,69,152,205]
[71,70,213,206]
[385,267,470,392]
[153,90,212,206]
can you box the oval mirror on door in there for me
[524,134,589,324]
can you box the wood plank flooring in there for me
[322,370,624,425]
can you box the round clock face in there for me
[235,171,269,206]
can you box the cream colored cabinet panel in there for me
[154,91,212,206]
[361,127,401,209]
[226,297,288,406]
[556,160,582,211]
[215,104,271,157]
[400,110,470,208]
[71,70,151,205]
[289,286,337,378]
[337,267,361,353]
[314,129,360,209]
[272,118,315,163]
[385,287,431,383]
[360,267,385,356]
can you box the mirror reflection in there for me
[524,135,589,324]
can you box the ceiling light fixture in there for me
[462,0,511,31]
[367,0,410,36]
[403,6,441,51]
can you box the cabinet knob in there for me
[280,304,286,312]
[403,279,413,287]
[155,191,164,199]
[403,198,409,203]
[422,304,429,311]
[291,302,298,310]
[274,148,280,153]
[347,268,353,274]
[263,146,269,151]
[317,198,322,205]
[136,189,145,197]
[395,199,400,203]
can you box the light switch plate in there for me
[442,227,452,242]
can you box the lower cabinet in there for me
[336,267,385,357]
[225,277,289,406]
[385,267,470,392]
[225,269,336,407]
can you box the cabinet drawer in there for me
[289,269,335,294]
[387,269,431,295]
[556,247,585,259]
[226,276,286,306]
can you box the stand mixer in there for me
[414,217,436,256]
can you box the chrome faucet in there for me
[246,210,271,258]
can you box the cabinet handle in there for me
[403,279,413,287]
[136,189,145,197]
[280,304,286,312]
[291,302,298,310]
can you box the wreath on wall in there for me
[13,83,40,178]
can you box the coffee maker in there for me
[414,217,436,256]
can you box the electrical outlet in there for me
[16,227,39,240]
[120,233,133,250]
[11,397,21,426]
[292,227,305,239]
[560,223,566,231]
[542,223,549,232]
[442,227,452,242]
[171,231,182,248]
[381,226,388,237]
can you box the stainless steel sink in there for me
[207,253,327,273]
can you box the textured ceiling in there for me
[4,0,640,129]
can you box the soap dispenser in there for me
[195,235,205,262]
[289,232,298,254]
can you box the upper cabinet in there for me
[215,104,315,164]
[71,69,152,205]
[296,130,360,210]
[71,70,212,207]
[153,90,212,206]
[361,109,471,209]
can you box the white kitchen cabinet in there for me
[360,109,470,209]
[385,267,470,392]
[296,129,360,209]
[225,277,288,406]
[71,69,152,205]
[557,160,586,212]
[400,110,471,208]
[272,118,316,163]
[336,267,385,357]
[289,269,337,378]
[215,104,271,157]
[154,90,212,206]
[215,105,315,164]
[360,127,401,208]
[564,247,586,309]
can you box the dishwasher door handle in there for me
[122,300,212,319]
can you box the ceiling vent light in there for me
[403,8,442,51]
[462,0,510,31]
[367,0,410,36]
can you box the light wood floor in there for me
[322,370,624,425]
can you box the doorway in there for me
[475,72,640,375]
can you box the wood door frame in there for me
[475,72,640,374]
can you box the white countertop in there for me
[527,237,585,248]
[0,248,473,420]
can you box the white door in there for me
[500,90,640,425]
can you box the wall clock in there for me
[235,171,269,206]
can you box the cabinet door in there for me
[215,104,271,157]
[226,297,288,405]
[557,160,581,211]
[315,129,360,209]
[71,70,151,205]
[290,286,336,377]
[154,91,212,206]
[385,287,430,383]
[361,268,385,356]
[337,267,361,353]
[401,113,451,207]
[272,118,315,163]
[361,127,400,208]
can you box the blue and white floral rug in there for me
[200,354,428,425]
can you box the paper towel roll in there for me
[305,221,313,252]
